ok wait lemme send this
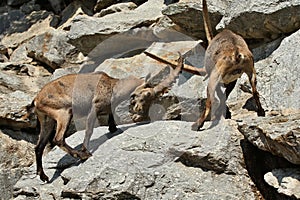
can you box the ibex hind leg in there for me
[224,80,237,119]
[52,109,90,160]
[35,114,55,182]
[108,113,118,133]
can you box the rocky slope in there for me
[0,0,299,199]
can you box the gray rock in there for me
[13,120,256,199]
[0,62,51,129]
[162,1,223,39]
[7,0,31,6]
[0,10,25,35]
[1,11,58,49]
[163,0,300,43]
[0,54,8,62]
[26,29,80,69]
[59,0,93,29]
[0,131,35,200]
[8,10,56,36]
[238,112,300,165]
[88,40,206,123]
[47,0,69,14]
[68,0,166,55]
[255,29,300,111]
[218,0,300,41]
[20,0,40,14]
[95,2,137,17]
[94,0,120,12]
[264,168,300,199]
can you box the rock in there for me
[163,0,300,43]
[7,0,31,6]
[94,0,120,12]
[0,10,25,35]
[252,36,283,61]
[20,0,41,14]
[68,0,166,55]
[238,111,300,165]
[59,0,93,29]
[255,29,300,111]
[0,62,51,129]
[26,29,80,69]
[264,168,300,199]
[95,2,137,17]
[93,40,203,78]
[1,11,58,49]
[0,131,35,200]
[0,44,7,55]
[9,44,33,64]
[86,39,206,123]
[7,10,57,36]
[162,1,223,39]
[0,54,8,62]
[218,0,300,41]
[13,120,257,199]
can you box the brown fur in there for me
[191,0,265,131]
[31,54,183,182]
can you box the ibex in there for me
[191,0,265,131]
[28,53,183,182]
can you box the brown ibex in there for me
[27,53,183,182]
[191,0,265,131]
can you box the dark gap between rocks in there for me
[241,139,298,200]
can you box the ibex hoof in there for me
[79,150,92,160]
[109,126,118,133]
[39,172,49,183]
[257,109,265,117]
[191,122,203,131]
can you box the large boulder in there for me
[67,0,166,55]
[13,120,257,199]
[218,0,300,41]
[238,111,300,165]
[25,29,80,70]
[0,130,35,200]
[255,29,300,111]
[0,62,51,129]
[1,11,58,48]
[163,0,300,43]
[162,1,223,39]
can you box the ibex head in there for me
[129,52,184,122]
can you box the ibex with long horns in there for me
[191,0,265,131]
[27,53,184,182]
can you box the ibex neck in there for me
[112,76,144,108]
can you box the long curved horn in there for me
[153,52,183,95]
